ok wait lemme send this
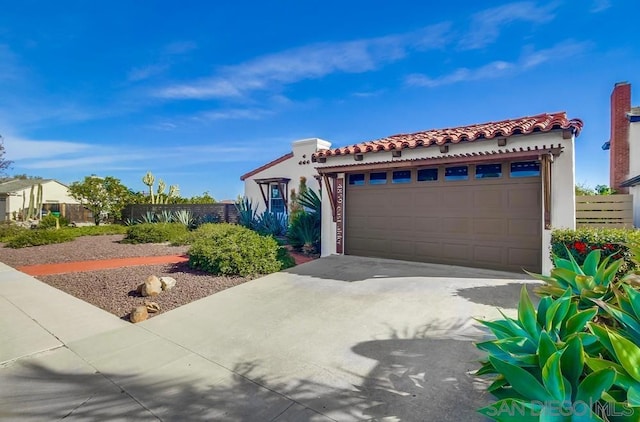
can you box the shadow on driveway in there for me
[3,322,493,421]
[285,255,530,282]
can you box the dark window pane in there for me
[476,163,502,179]
[370,172,387,185]
[510,161,541,178]
[349,174,365,185]
[392,170,412,184]
[417,168,438,182]
[445,166,468,181]
[270,185,281,199]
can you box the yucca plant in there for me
[529,248,624,311]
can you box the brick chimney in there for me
[610,82,631,193]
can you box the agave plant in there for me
[477,287,617,420]
[476,287,598,375]
[235,197,256,229]
[529,248,624,310]
[254,210,287,237]
[156,209,173,223]
[173,209,194,227]
[137,211,156,224]
[287,211,320,255]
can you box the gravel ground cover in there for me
[0,234,251,320]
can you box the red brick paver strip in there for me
[17,255,189,276]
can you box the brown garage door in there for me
[344,162,542,273]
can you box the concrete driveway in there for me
[0,255,535,421]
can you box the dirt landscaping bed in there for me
[1,234,253,320]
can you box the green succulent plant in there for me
[529,248,624,311]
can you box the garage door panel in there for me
[508,218,540,236]
[509,248,540,271]
[473,218,507,235]
[414,216,442,233]
[475,189,505,209]
[391,216,414,231]
[345,164,542,272]
[442,190,469,208]
[442,217,470,234]
[508,187,540,209]
[473,245,504,266]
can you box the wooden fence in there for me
[121,203,239,224]
[575,194,634,228]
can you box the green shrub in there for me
[0,222,27,242]
[5,229,77,248]
[188,224,282,276]
[69,224,127,236]
[277,246,296,270]
[38,214,69,229]
[551,228,640,276]
[123,223,189,244]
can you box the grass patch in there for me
[123,223,189,244]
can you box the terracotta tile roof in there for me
[240,152,294,181]
[313,112,582,160]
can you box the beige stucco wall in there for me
[318,131,577,275]
[243,138,331,214]
[6,180,79,219]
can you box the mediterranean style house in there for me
[243,112,583,274]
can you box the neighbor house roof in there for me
[620,175,640,187]
[240,152,294,181]
[313,112,583,160]
[0,178,54,194]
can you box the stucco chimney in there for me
[610,82,631,193]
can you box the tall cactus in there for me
[36,183,43,219]
[24,183,42,220]
[157,179,166,204]
[168,185,179,203]
[142,171,155,204]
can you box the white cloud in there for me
[155,23,451,100]
[590,0,611,13]
[407,40,589,88]
[3,135,93,160]
[127,40,198,82]
[196,108,274,121]
[459,2,557,50]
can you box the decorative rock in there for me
[130,306,148,323]
[140,275,162,297]
[160,276,177,291]
[144,301,160,313]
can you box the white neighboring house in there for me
[0,178,80,221]
[240,138,332,214]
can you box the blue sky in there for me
[1,0,638,200]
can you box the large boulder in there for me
[139,275,162,297]
[130,306,148,323]
[160,276,177,291]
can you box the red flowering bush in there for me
[551,228,639,276]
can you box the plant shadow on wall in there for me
[4,321,493,421]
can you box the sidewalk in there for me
[0,262,323,421]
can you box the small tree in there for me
[69,176,131,225]
[0,135,13,177]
